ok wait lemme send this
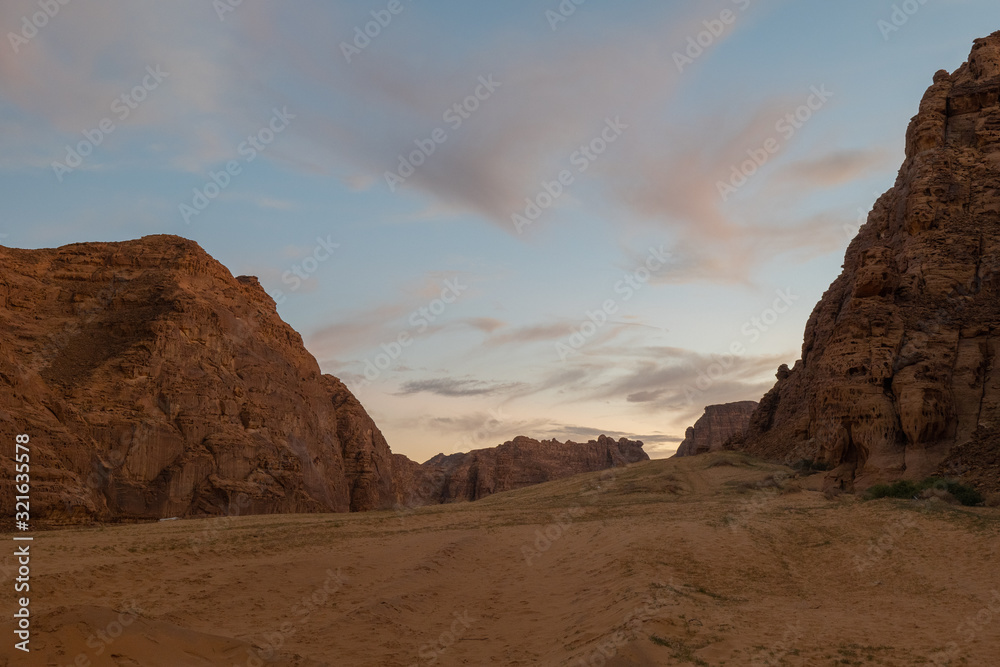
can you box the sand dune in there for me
[3,453,999,666]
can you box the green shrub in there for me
[792,459,831,473]
[941,481,984,507]
[865,480,919,500]
[864,478,984,506]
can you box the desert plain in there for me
[3,452,998,667]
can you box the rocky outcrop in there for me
[399,435,648,506]
[0,235,405,524]
[673,401,758,457]
[732,33,1000,490]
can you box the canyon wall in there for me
[731,33,1000,490]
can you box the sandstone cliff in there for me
[673,401,758,457]
[732,33,1000,490]
[0,235,403,523]
[400,435,648,506]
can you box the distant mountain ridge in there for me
[395,435,649,506]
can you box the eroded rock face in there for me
[400,435,649,506]
[0,235,404,523]
[733,33,1000,490]
[673,402,758,457]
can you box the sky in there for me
[1,0,998,462]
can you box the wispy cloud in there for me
[397,377,528,398]
[772,148,891,189]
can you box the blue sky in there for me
[2,0,998,461]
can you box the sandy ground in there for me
[2,453,999,666]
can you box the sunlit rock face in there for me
[0,235,406,523]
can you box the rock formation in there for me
[731,33,1000,490]
[399,435,648,506]
[0,235,653,524]
[0,235,404,523]
[673,401,758,457]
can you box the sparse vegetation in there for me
[649,635,710,666]
[706,453,754,469]
[792,459,831,473]
[864,478,984,506]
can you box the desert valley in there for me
[2,4,1000,667]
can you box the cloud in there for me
[306,271,478,361]
[484,323,572,346]
[225,2,846,284]
[0,1,253,172]
[461,317,506,334]
[591,350,787,422]
[308,301,419,359]
[772,148,891,189]
[0,0,856,284]
[396,377,528,398]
